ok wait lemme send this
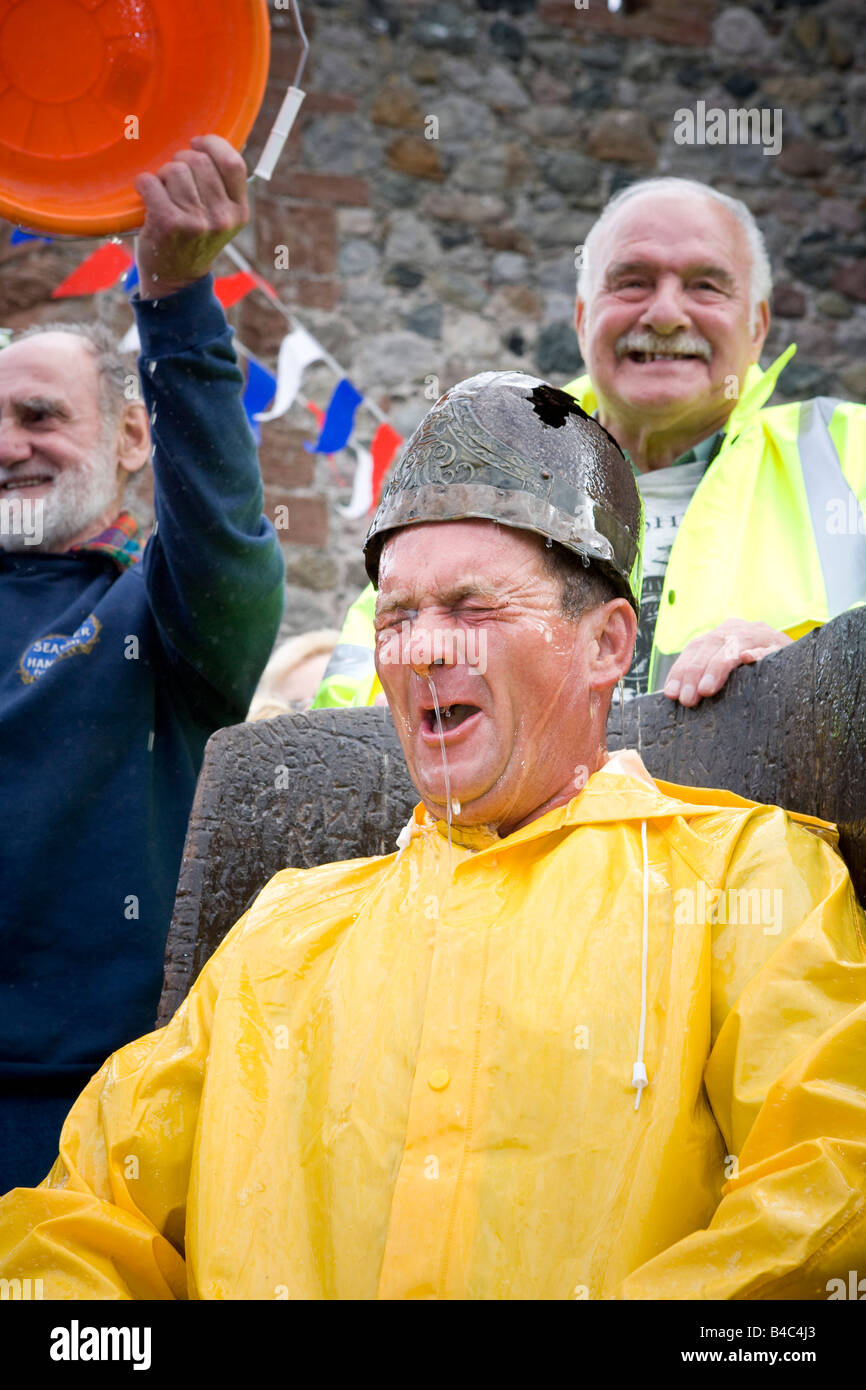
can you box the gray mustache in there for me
[615,332,712,361]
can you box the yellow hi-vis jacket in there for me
[312,347,866,704]
[311,578,382,708]
[1,751,864,1300]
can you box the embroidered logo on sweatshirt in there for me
[18,614,102,684]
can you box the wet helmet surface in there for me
[364,370,644,614]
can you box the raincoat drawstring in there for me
[632,818,650,1109]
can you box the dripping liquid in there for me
[426,673,454,862]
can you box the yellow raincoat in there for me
[1,751,864,1300]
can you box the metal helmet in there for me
[364,370,644,614]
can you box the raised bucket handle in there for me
[248,0,309,187]
[248,84,306,187]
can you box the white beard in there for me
[2,439,120,553]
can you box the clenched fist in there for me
[133,134,249,300]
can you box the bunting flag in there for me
[213,271,257,309]
[305,378,363,455]
[242,359,277,443]
[304,399,334,459]
[118,323,140,353]
[51,242,133,298]
[32,235,404,521]
[337,442,374,519]
[11,227,52,245]
[256,326,324,422]
[370,422,404,508]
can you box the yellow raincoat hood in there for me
[1,752,864,1300]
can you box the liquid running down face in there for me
[368,372,644,839]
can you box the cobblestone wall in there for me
[1,0,863,638]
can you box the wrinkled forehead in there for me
[0,333,99,396]
[595,191,748,277]
[377,519,550,606]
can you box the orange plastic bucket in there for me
[0,0,271,236]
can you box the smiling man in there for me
[2,372,864,1302]
[571,177,866,700]
[575,181,766,471]
[314,177,866,712]
[0,136,284,1194]
[0,327,144,554]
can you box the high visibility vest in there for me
[313,345,866,706]
[311,583,381,708]
[564,346,866,690]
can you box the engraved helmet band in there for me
[364,371,644,615]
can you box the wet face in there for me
[0,334,121,551]
[375,520,633,835]
[577,192,768,434]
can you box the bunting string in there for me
[7,231,406,511]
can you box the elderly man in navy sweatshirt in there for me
[0,136,285,1190]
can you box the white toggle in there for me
[253,87,306,182]
[632,1061,648,1109]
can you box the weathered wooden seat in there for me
[157,608,866,1024]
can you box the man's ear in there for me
[575,296,587,361]
[587,598,637,691]
[115,401,151,479]
[750,299,770,361]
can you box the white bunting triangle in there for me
[336,442,373,519]
[255,324,324,421]
[118,322,140,353]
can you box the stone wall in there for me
[0,0,863,639]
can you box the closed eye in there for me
[16,401,69,427]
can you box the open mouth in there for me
[419,702,484,742]
[0,475,53,491]
[423,702,480,732]
[626,351,704,364]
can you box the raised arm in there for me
[132,136,284,718]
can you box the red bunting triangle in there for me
[51,243,133,298]
[213,271,257,308]
[304,398,335,460]
[370,423,403,509]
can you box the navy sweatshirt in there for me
[0,276,285,1189]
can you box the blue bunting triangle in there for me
[243,359,277,443]
[304,378,363,454]
[11,228,52,245]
